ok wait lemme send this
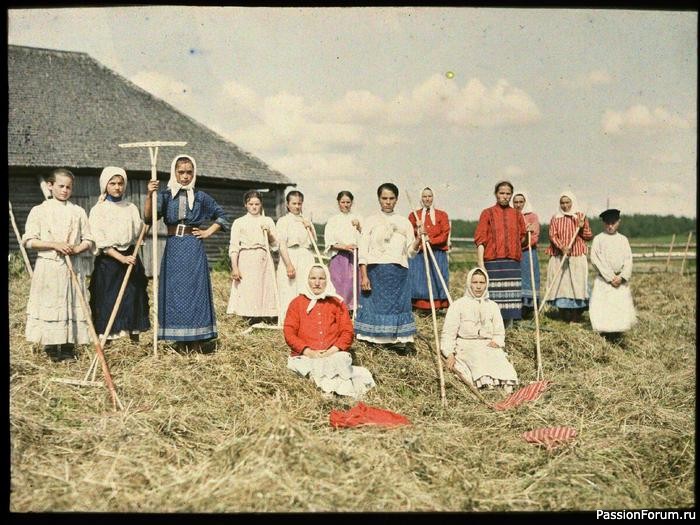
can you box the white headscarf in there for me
[512,190,534,214]
[98,166,128,202]
[167,154,197,210]
[419,186,436,225]
[554,190,579,218]
[464,266,490,301]
[301,263,343,314]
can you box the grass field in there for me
[8,255,696,512]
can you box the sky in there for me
[8,6,697,222]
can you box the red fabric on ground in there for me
[492,380,553,411]
[522,426,577,450]
[329,402,412,429]
[412,298,450,310]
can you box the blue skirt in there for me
[408,249,450,303]
[520,248,541,308]
[355,264,416,339]
[158,235,217,341]
[484,258,522,320]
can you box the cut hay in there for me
[9,263,695,511]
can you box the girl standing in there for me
[544,191,593,323]
[323,190,362,309]
[22,168,95,361]
[355,183,422,351]
[144,155,229,350]
[441,267,518,393]
[88,167,150,342]
[512,191,540,316]
[407,186,451,311]
[474,181,527,324]
[226,190,279,323]
[276,190,316,322]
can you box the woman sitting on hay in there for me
[284,264,375,398]
[440,267,519,394]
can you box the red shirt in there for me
[474,204,527,262]
[283,295,354,356]
[408,208,451,251]
[545,214,593,257]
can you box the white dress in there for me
[276,213,316,321]
[323,211,362,258]
[22,199,95,345]
[440,294,518,389]
[287,352,375,398]
[589,232,637,333]
[226,214,279,317]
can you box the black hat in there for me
[599,208,620,224]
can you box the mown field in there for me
[8,253,696,512]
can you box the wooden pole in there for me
[527,231,543,380]
[352,247,358,320]
[424,242,453,304]
[9,201,33,276]
[407,194,446,407]
[263,224,283,327]
[664,233,676,272]
[680,231,693,275]
[538,218,585,314]
[304,219,325,265]
[148,146,159,356]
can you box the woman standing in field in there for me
[544,190,593,323]
[22,168,96,362]
[407,187,451,311]
[355,183,423,353]
[88,166,150,343]
[512,191,540,317]
[323,190,362,310]
[276,190,317,322]
[474,181,528,325]
[226,190,279,324]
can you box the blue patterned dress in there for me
[155,189,229,341]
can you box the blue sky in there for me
[8,7,697,221]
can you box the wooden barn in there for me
[8,44,294,275]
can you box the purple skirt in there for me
[329,251,358,309]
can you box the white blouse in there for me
[590,232,633,282]
[229,214,278,255]
[440,296,506,356]
[358,211,417,268]
[323,211,362,257]
[276,213,312,250]
[89,200,143,253]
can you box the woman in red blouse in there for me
[474,181,528,323]
[284,264,375,397]
[408,187,451,310]
[544,191,593,323]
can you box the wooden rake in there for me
[9,201,33,276]
[119,141,187,356]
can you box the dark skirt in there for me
[484,258,522,320]
[408,248,450,310]
[520,247,541,308]
[158,235,217,341]
[355,263,416,339]
[89,246,150,337]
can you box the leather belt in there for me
[167,224,195,236]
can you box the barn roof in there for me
[8,44,293,186]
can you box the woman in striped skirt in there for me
[407,187,451,311]
[544,191,593,323]
[474,180,527,325]
[512,191,540,317]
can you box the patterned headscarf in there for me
[167,154,197,210]
[301,263,343,314]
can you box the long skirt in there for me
[589,276,637,332]
[484,258,522,320]
[520,247,541,308]
[227,247,278,317]
[408,248,450,310]
[329,251,358,310]
[453,338,518,389]
[287,351,375,398]
[545,254,589,310]
[25,256,92,345]
[277,246,315,322]
[158,235,217,341]
[355,263,416,344]
[89,247,150,339]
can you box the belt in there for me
[167,224,196,236]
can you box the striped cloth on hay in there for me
[522,426,577,450]
[484,258,522,320]
[492,380,552,411]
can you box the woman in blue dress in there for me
[145,154,229,351]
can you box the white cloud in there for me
[130,70,192,104]
[602,105,693,134]
[560,69,613,89]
